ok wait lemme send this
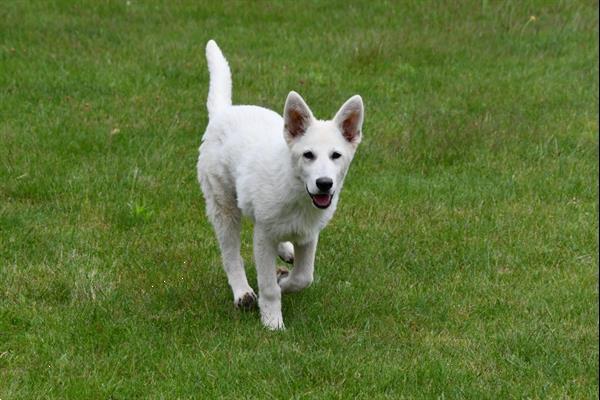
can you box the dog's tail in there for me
[205,40,232,120]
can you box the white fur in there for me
[197,40,364,330]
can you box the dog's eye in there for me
[331,151,342,160]
[303,151,315,160]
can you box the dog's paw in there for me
[277,242,295,264]
[234,291,257,310]
[276,266,290,284]
[261,311,285,331]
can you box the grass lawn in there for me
[1,0,598,398]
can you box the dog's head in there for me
[283,91,363,210]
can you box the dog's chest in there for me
[267,205,333,243]
[240,194,332,243]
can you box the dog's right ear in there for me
[283,91,314,144]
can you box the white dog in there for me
[197,40,364,330]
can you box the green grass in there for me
[1,0,598,398]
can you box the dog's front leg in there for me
[253,225,284,330]
[279,236,317,294]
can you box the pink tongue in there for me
[313,194,331,206]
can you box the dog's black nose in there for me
[316,177,333,191]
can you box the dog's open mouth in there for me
[310,193,333,209]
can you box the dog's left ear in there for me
[334,95,363,145]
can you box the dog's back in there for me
[199,104,292,218]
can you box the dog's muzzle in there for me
[307,186,333,209]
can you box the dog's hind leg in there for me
[204,192,257,310]
[277,242,295,264]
